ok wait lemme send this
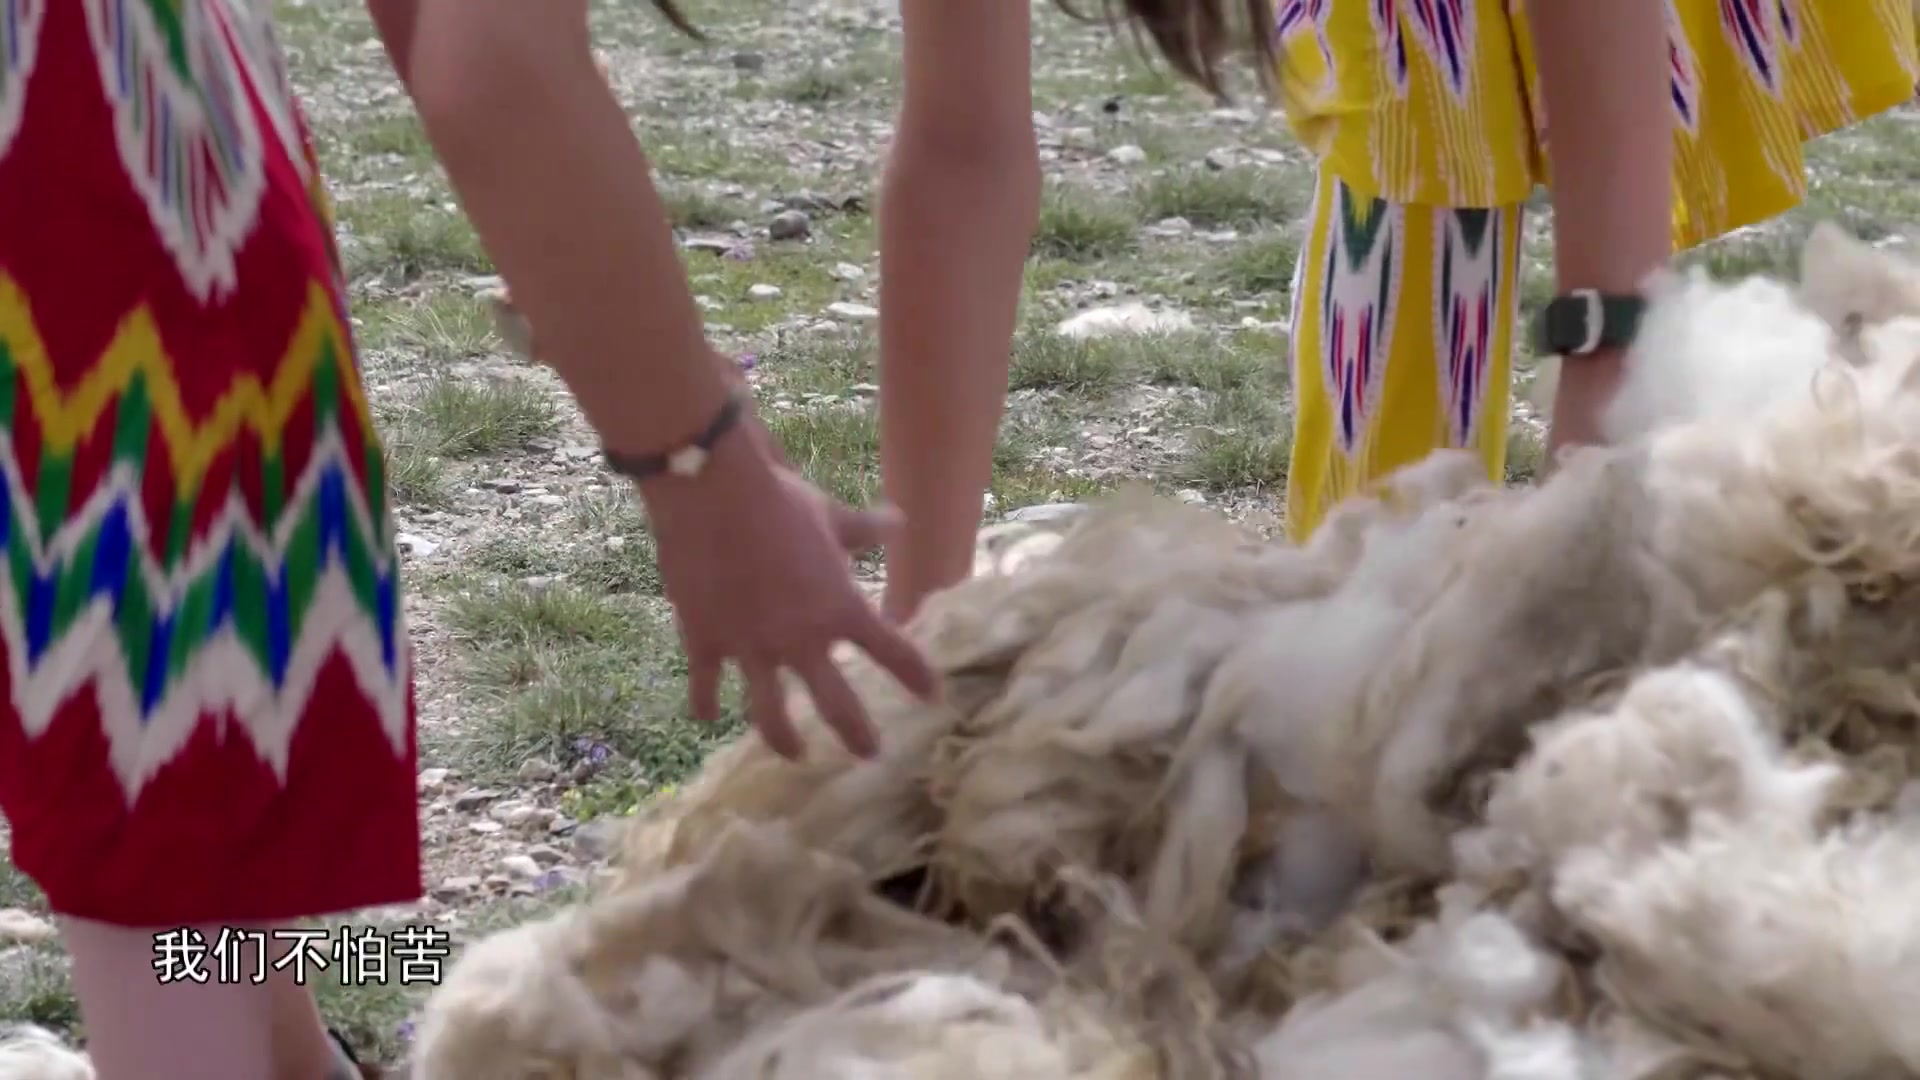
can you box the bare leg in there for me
[268,951,353,1080]
[59,917,349,1080]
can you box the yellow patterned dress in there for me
[1276,0,1920,540]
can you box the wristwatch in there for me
[1533,288,1647,357]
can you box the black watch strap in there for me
[602,385,749,483]
[1534,289,1647,357]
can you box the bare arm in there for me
[361,0,940,759]
[365,0,736,458]
[876,0,1042,621]
[1525,0,1673,449]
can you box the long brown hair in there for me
[1056,0,1278,101]
[644,0,1277,103]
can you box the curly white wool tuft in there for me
[416,225,1920,1080]
[0,1025,94,1080]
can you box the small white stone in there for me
[490,801,537,827]
[0,909,56,944]
[826,301,879,321]
[1055,303,1195,341]
[747,283,784,300]
[1105,144,1147,165]
[499,854,544,880]
[431,876,481,902]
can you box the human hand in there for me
[636,418,938,760]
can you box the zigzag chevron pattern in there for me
[0,274,379,506]
[0,424,408,802]
[0,271,406,802]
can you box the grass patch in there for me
[764,405,882,507]
[438,582,736,786]
[988,465,1109,513]
[462,527,664,597]
[377,437,455,510]
[1680,229,1797,279]
[1008,328,1272,395]
[771,51,899,105]
[1134,167,1295,229]
[1008,330,1130,393]
[1213,230,1300,295]
[660,184,752,230]
[0,860,43,909]
[997,327,1284,498]
[1505,426,1549,484]
[465,643,732,791]
[683,234,863,335]
[447,582,646,649]
[1516,263,1557,342]
[1032,186,1139,261]
[562,537,666,598]
[559,772,660,822]
[636,128,747,182]
[359,294,502,367]
[369,376,558,507]
[464,534,559,579]
[0,948,82,1035]
[752,333,878,396]
[777,64,859,104]
[1807,113,1920,186]
[336,194,490,282]
[1174,381,1292,491]
[340,113,434,163]
[389,376,561,459]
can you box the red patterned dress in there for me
[0,0,421,925]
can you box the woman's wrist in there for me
[606,353,777,502]
[630,406,780,512]
[568,345,735,454]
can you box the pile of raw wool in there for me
[410,223,1920,1080]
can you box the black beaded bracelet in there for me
[602,385,749,482]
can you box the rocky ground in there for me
[3,0,1919,1070]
